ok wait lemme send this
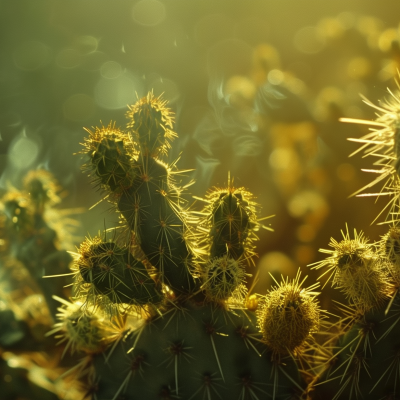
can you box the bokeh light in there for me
[100,61,122,79]
[55,49,82,69]
[294,26,326,54]
[94,72,143,110]
[9,133,40,169]
[13,41,50,71]
[63,94,95,121]
[132,0,166,26]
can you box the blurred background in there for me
[1,0,400,308]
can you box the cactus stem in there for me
[370,354,400,394]
[339,335,364,384]
[385,287,399,315]
[277,363,305,396]
[189,372,223,400]
[326,331,362,373]
[112,353,147,400]
[238,375,269,399]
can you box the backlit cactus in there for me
[47,92,328,400]
[257,270,320,356]
[311,227,390,313]
[310,87,400,400]
[73,235,163,314]
[0,170,82,400]
[0,170,74,320]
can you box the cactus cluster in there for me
[45,85,400,400]
[45,92,328,400]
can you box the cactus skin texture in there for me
[51,92,328,400]
[93,301,304,400]
[312,296,400,400]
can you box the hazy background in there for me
[1,0,400,308]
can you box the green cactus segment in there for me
[118,156,197,294]
[126,92,177,158]
[383,227,400,265]
[92,302,305,400]
[314,294,400,400]
[201,182,260,266]
[129,101,166,154]
[77,238,162,306]
[91,137,134,192]
[82,124,136,196]
[209,190,252,260]
[203,254,246,302]
[380,226,400,287]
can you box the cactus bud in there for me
[75,236,162,307]
[201,179,260,262]
[257,270,320,355]
[81,123,136,196]
[311,226,391,312]
[47,297,123,355]
[126,92,177,158]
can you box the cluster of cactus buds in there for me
[44,92,327,399]
[46,85,400,399]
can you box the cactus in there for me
[0,170,74,319]
[309,226,400,399]
[309,87,400,400]
[0,170,84,399]
[38,84,400,399]
[46,92,329,400]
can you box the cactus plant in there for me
[309,224,400,400]
[47,92,328,400]
[0,170,84,399]
[309,86,400,400]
